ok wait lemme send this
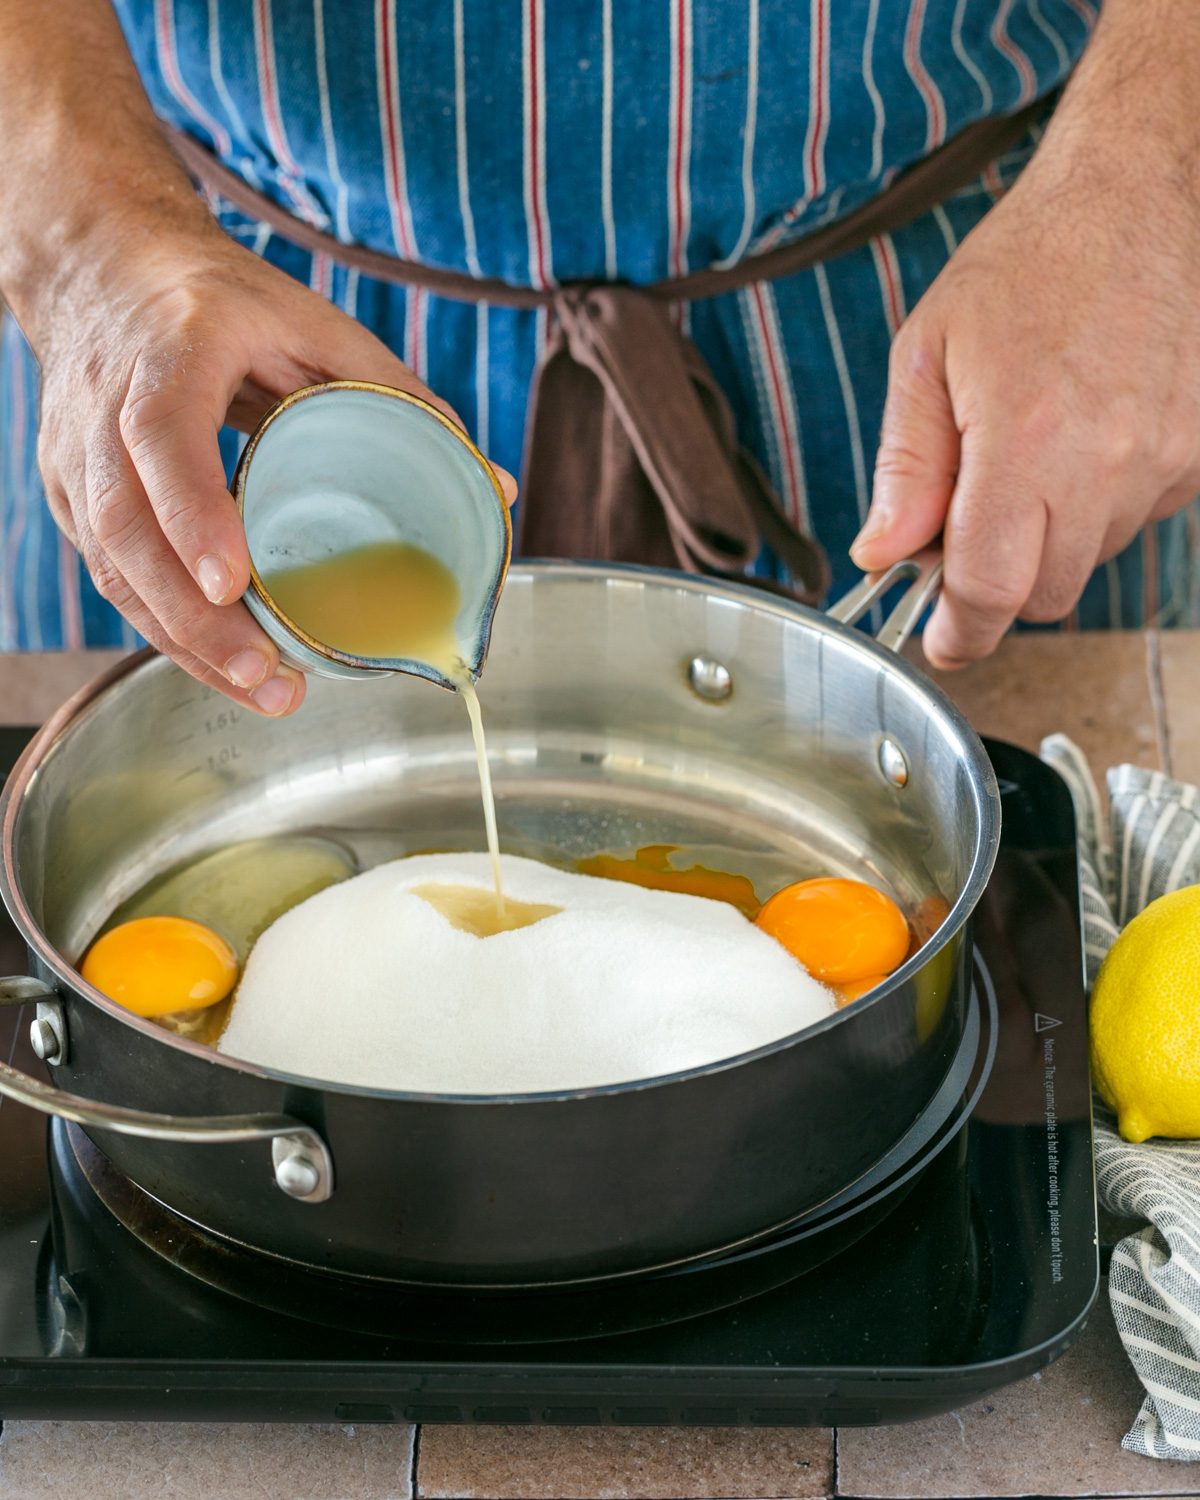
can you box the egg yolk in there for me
[832,973,890,1007]
[576,844,760,917]
[754,877,910,984]
[80,916,238,1017]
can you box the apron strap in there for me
[168,101,1043,309]
[167,101,1045,605]
[519,286,829,601]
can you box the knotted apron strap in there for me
[518,287,829,600]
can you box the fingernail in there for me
[251,673,296,716]
[225,648,271,690]
[850,534,881,567]
[852,508,891,553]
[198,555,233,604]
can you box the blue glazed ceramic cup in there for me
[232,381,511,688]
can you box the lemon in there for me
[1090,883,1200,1143]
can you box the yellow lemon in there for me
[1090,884,1200,1143]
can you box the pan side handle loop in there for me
[0,977,333,1203]
[826,548,944,655]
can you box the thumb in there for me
[852,328,960,572]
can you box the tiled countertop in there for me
[2,632,1199,1500]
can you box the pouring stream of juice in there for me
[263,541,507,920]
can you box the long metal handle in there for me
[0,977,333,1203]
[826,548,944,654]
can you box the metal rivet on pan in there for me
[878,738,909,788]
[29,1018,60,1062]
[29,1000,67,1066]
[274,1151,322,1200]
[687,656,732,703]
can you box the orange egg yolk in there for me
[754,877,910,984]
[577,844,761,917]
[832,973,890,1007]
[80,916,238,1018]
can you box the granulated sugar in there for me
[219,853,836,1093]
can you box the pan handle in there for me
[826,547,943,654]
[0,977,333,1203]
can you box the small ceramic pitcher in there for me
[233,380,511,689]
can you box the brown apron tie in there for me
[521,285,829,598]
[169,102,1044,604]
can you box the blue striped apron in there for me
[3,0,1196,651]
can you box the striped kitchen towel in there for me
[1041,735,1200,1461]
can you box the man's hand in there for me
[851,0,1200,667]
[33,231,512,715]
[0,0,513,715]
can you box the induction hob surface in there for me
[0,731,1097,1427]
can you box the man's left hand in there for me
[851,31,1200,666]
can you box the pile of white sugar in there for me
[219,852,836,1093]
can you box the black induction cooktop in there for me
[0,729,1097,1427]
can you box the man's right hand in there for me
[0,0,512,716]
[32,226,509,716]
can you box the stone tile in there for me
[834,1299,1200,1496]
[902,632,1161,779]
[0,650,128,726]
[416,1424,834,1499]
[0,1421,415,1500]
[1158,632,1200,787]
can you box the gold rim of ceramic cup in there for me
[231,379,513,675]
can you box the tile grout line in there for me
[409,1423,422,1499]
[1146,628,1173,777]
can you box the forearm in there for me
[1034,0,1200,199]
[858,0,1200,665]
[0,0,214,349]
